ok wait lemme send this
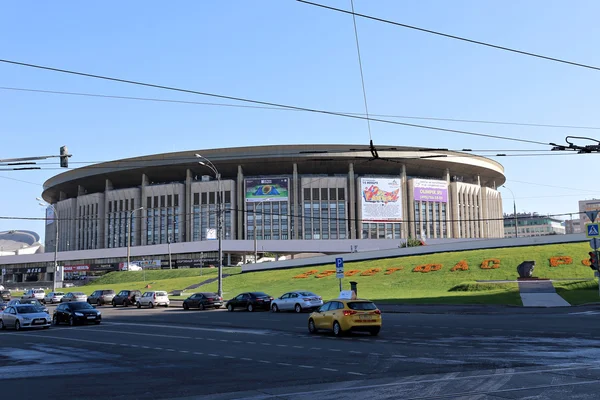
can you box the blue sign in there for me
[587,223,600,238]
[335,258,344,269]
[335,257,344,279]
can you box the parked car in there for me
[61,292,88,303]
[8,298,48,313]
[0,304,51,330]
[308,299,382,336]
[22,289,45,301]
[271,291,323,313]
[226,292,273,312]
[0,302,8,311]
[0,290,11,301]
[112,290,141,307]
[87,289,115,306]
[43,291,65,304]
[183,292,223,310]
[137,291,170,308]
[53,301,101,326]
[64,283,75,288]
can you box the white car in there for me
[271,291,323,313]
[0,304,51,330]
[22,289,45,301]
[137,291,170,308]
[43,292,65,304]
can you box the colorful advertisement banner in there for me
[245,178,289,202]
[64,265,90,272]
[413,179,448,203]
[360,177,402,222]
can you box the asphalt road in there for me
[2,303,600,399]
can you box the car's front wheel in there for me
[271,304,279,313]
[52,315,59,325]
[183,303,189,310]
[227,304,234,312]
[308,318,318,334]
[149,302,154,309]
[136,302,141,309]
[294,304,302,313]
[112,301,116,308]
[247,304,254,312]
[199,303,204,311]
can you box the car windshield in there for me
[347,301,377,311]
[118,291,129,296]
[70,303,94,310]
[16,305,40,314]
[22,300,39,305]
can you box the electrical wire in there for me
[297,0,600,72]
[349,0,373,141]
[2,86,600,131]
[0,59,550,146]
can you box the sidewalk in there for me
[518,280,571,307]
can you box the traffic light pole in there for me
[596,249,600,297]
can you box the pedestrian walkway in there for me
[518,280,570,307]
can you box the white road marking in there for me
[165,349,176,352]
[247,341,256,345]
[310,347,322,350]
[208,354,219,357]
[101,321,265,334]
[349,351,362,354]
[277,363,292,366]
[193,352,204,355]
[370,353,383,356]
[348,372,365,375]
[154,347,164,350]
[392,355,407,358]
[298,365,314,369]
[259,360,271,364]
[180,350,190,353]
[322,368,338,372]
[276,344,288,347]
[219,339,228,342]
[260,343,270,346]
[233,340,242,343]
[292,345,304,349]
[329,349,341,352]
[224,355,236,359]
[241,357,253,361]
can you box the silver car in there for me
[271,291,323,313]
[43,291,65,304]
[61,292,88,303]
[0,304,51,330]
[22,289,45,301]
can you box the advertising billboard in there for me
[64,265,90,272]
[245,178,289,202]
[360,178,402,222]
[413,179,448,203]
[46,207,55,225]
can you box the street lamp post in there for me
[253,197,273,263]
[127,207,144,270]
[502,185,518,238]
[37,198,58,291]
[196,154,223,297]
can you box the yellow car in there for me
[308,299,382,336]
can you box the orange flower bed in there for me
[293,269,318,279]
[360,268,381,276]
[384,267,403,275]
[344,269,361,277]
[315,270,336,278]
[480,259,500,269]
[450,260,469,272]
[413,264,442,273]
[549,256,573,267]
[582,259,591,266]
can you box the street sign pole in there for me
[590,238,600,296]
[335,257,344,293]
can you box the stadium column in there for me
[401,164,408,239]
[444,169,452,238]
[407,176,415,239]
[450,181,460,238]
[348,163,356,239]
[476,175,483,238]
[237,165,244,241]
[104,179,112,248]
[292,163,298,240]
[140,174,149,245]
[185,169,193,243]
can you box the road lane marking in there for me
[349,351,362,354]
[329,349,341,352]
[277,363,292,366]
[322,368,338,372]
[348,372,365,375]
[193,352,204,355]
[259,360,271,364]
[292,345,304,349]
[224,355,236,359]
[233,340,242,343]
[165,349,176,352]
[180,350,190,353]
[208,354,219,357]
[219,339,228,342]
[310,347,322,350]
[261,343,270,346]
[298,365,314,369]
[276,344,288,347]
[241,357,253,361]
[247,341,256,345]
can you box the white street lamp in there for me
[253,198,273,263]
[37,197,58,291]
[196,153,223,297]
[127,207,144,270]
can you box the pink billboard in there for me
[413,179,448,202]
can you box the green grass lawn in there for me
[67,242,599,305]
[554,280,600,305]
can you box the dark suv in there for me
[112,290,141,307]
[0,290,11,301]
[88,289,115,306]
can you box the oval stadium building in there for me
[41,144,505,254]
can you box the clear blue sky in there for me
[1,0,600,241]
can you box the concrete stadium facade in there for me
[41,144,506,254]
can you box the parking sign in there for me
[335,258,344,279]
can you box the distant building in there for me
[0,230,43,256]
[503,213,565,238]
[565,218,582,234]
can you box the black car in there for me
[226,292,273,312]
[0,290,11,301]
[183,292,224,310]
[8,298,48,313]
[53,302,101,326]
[88,289,115,306]
[112,290,141,307]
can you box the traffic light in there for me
[59,146,69,168]
[589,252,599,270]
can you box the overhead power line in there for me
[3,86,599,131]
[297,0,600,72]
[0,59,549,146]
